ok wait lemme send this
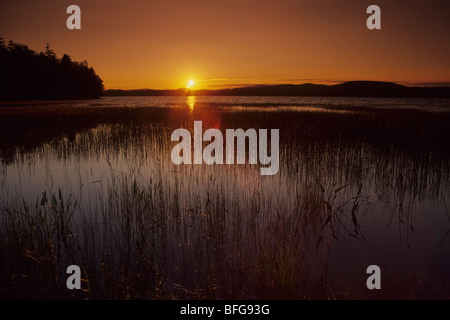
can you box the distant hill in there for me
[0,37,104,101]
[104,81,450,98]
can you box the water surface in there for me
[1,96,449,299]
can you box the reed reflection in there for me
[1,97,450,299]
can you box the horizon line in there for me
[104,80,450,91]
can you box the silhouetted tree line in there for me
[0,36,104,100]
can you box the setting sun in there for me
[187,80,195,89]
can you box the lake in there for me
[1,96,450,299]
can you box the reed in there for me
[0,99,449,299]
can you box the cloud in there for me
[278,78,346,84]
[400,81,450,87]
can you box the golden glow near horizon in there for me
[187,80,195,89]
[0,1,449,89]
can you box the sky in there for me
[1,0,449,90]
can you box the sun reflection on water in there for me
[186,95,196,114]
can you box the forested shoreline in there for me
[0,36,104,101]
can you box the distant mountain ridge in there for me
[104,81,450,98]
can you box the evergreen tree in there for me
[0,36,104,100]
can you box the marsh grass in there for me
[0,100,450,299]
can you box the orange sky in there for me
[1,0,449,90]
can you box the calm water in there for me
[1,96,450,298]
[3,95,449,111]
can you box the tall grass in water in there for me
[0,105,450,299]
